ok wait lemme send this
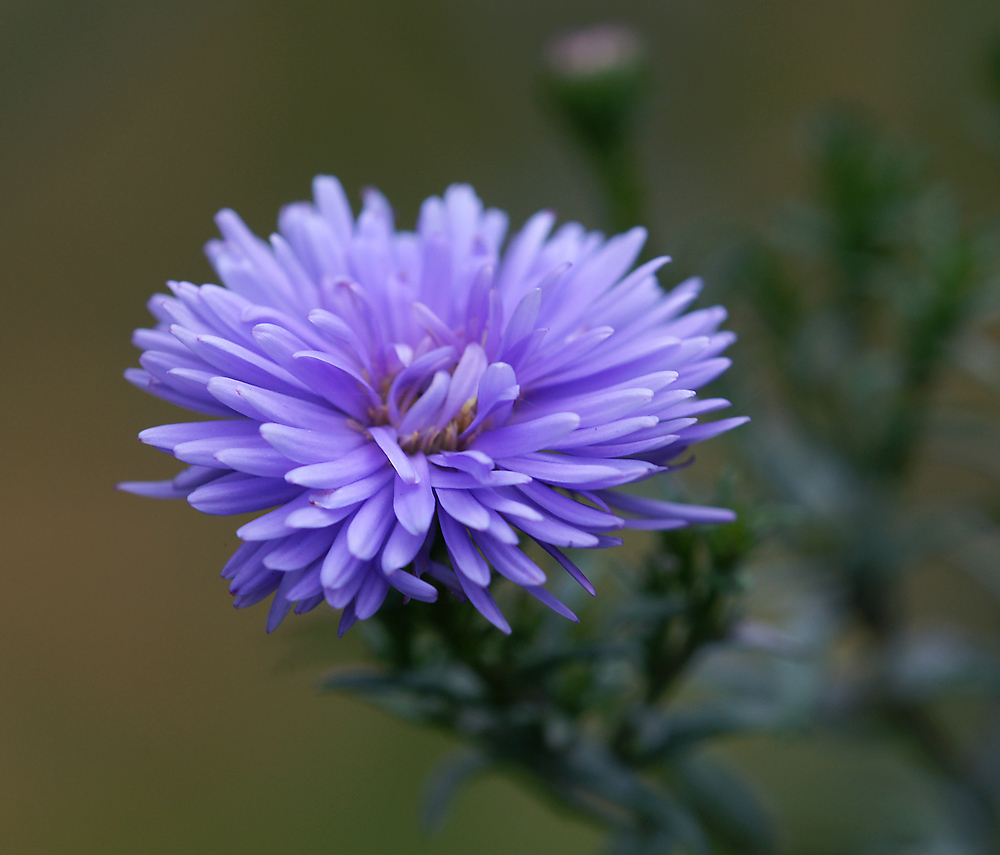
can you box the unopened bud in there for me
[541,23,651,155]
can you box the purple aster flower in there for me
[121,179,746,635]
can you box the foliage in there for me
[711,109,1000,851]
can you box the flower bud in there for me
[541,23,651,155]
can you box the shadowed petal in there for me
[439,512,490,586]
[346,484,396,559]
[394,453,435,536]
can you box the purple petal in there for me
[482,288,504,360]
[285,444,387,488]
[382,522,427,572]
[229,552,274,595]
[472,488,544,522]
[221,540,267,580]
[501,287,542,353]
[173,434,272,468]
[552,416,659,449]
[117,478,195,500]
[412,301,462,348]
[287,563,324,600]
[474,534,546,585]
[456,575,511,634]
[663,305,728,339]
[469,412,580,458]
[310,466,394,510]
[514,481,622,531]
[536,541,595,596]
[508,512,599,549]
[423,561,468,601]
[660,397,732,419]
[289,351,378,419]
[501,327,547,370]
[285,502,356,530]
[307,309,369,365]
[573,434,682,458]
[369,426,419,484]
[337,603,359,637]
[429,450,495,482]
[673,416,750,444]
[126,368,232,416]
[496,209,555,309]
[139,348,212,384]
[346,484,395,559]
[544,228,649,334]
[675,357,732,390]
[138,419,257,451]
[132,326,191,357]
[266,571,305,633]
[618,518,689,530]
[393,453,435,536]
[354,569,391,620]
[236,494,318,540]
[463,362,518,436]
[437,343,488,427]
[498,453,658,489]
[429,467,531,489]
[232,576,281,607]
[188,474,302,515]
[293,592,325,614]
[439,512,490,586]
[259,421,365,464]
[173,465,224,491]
[517,387,654,427]
[523,586,578,622]
[213,446,294,477]
[387,569,438,603]
[264,529,337,570]
[321,525,366,590]
[163,368,226,402]
[484,509,519,545]
[597,491,737,524]
[516,326,614,386]
[435,488,490,531]
[397,370,450,436]
[206,377,340,429]
[313,175,353,246]
[386,346,456,421]
[171,327,311,397]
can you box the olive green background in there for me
[3,2,1000,853]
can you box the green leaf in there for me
[324,666,484,702]
[634,703,784,760]
[422,749,491,832]
[671,752,777,855]
[606,596,687,628]
[886,631,1000,702]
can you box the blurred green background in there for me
[3,1,1000,852]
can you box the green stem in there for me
[589,142,647,236]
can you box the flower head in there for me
[121,179,745,634]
